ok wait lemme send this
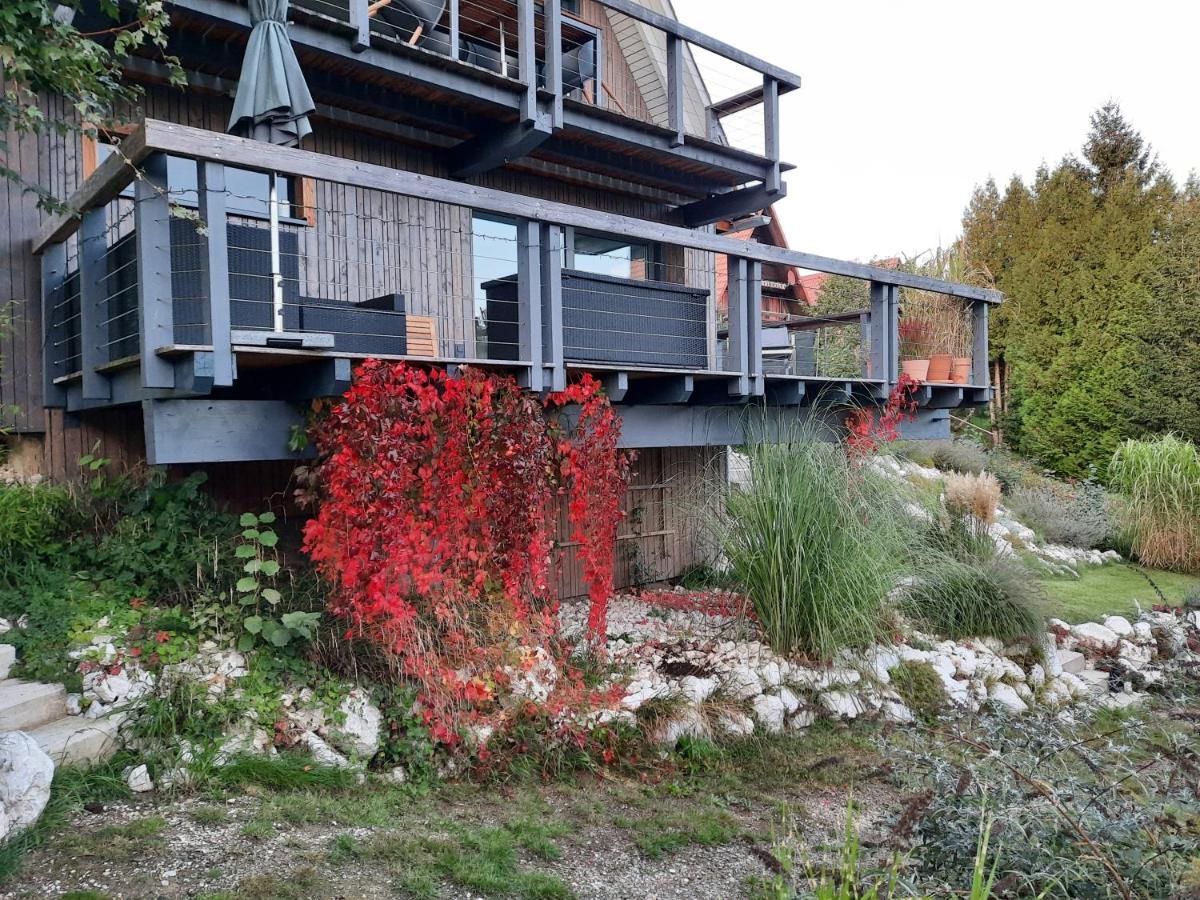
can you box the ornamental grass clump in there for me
[717,426,905,660]
[943,471,1001,524]
[904,511,1045,642]
[1109,434,1200,573]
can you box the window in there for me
[83,132,313,224]
[471,214,520,359]
[567,230,661,281]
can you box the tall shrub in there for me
[303,362,629,746]
[717,427,904,660]
[1109,434,1200,573]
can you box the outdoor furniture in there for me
[483,269,709,368]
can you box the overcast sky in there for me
[676,0,1200,263]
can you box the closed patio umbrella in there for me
[228,0,315,146]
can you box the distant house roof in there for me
[714,205,814,308]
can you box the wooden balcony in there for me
[95,0,800,223]
[35,121,999,462]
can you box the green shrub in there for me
[983,446,1043,494]
[905,514,1045,642]
[0,482,75,567]
[717,429,904,659]
[927,440,989,475]
[1007,479,1114,549]
[1109,434,1200,573]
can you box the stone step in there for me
[30,713,125,768]
[1057,649,1086,674]
[1077,668,1111,691]
[0,680,68,733]
[0,644,14,680]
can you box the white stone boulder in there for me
[1102,616,1133,639]
[1027,663,1046,689]
[881,700,914,724]
[751,694,787,734]
[777,686,801,715]
[714,709,755,737]
[0,732,55,841]
[820,691,866,719]
[651,707,710,745]
[677,675,718,704]
[334,689,382,758]
[125,764,154,793]
[988,682,1029,714]
[1071,622,1120,654]
[1117,640,1153,670]
[721,665,763,701]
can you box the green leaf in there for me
[243,559,262,574]
[237,633,257,652]
[234,544,257,559]
[257,530,279,548]
[236,576,258,593]
[263,620,292,647]
[260,560,281,577]
[239,512,259,527]
[241,528,261,541]
[243,615,264,634]
[258,511,276,524]
[261,587,282,605]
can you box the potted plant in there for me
[898,318,931,381]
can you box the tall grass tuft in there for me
[904,512,1045,642]
[716,427,905,660]
[1109,434,1200,573]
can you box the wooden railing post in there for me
[78,207,110,401]
[516,219,544,390]
[541,223,566,392]
[544,0,564,129]
[448,0,460,61]
[136,152,175,389]
[40,242,68,408]
[971,299,990,389]
[747,259,764,396]
[666,34,685,147]
[517,0,536,123]
[349,0,369,52]
[868,280,888,383]
[726,256,749,396]
[763,75,781,193]
[198,161,234,387]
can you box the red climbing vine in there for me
[844,372,921,458]
[303,361,630,748]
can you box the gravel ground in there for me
[1,738,902,900]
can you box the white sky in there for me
[675,0,1200,262]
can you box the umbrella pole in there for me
[270,172,284,332]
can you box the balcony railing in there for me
[37,120,998,414]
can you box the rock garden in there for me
[2,365,1200,898]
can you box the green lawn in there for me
[1038,563,1200,623]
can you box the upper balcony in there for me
[35,121,999,461]
[105,0,798,224]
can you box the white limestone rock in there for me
[758,660,782,689]
[722,665,764,701]
[651,707,710,745]
[714,709,755,737]
[0,732,54,841]
[881,700,914,724]
[1117,640,1152,670]
[988,682,1029,714]
[301,731,354,769]
[1131,621,1154,646]
[125,764,154,793]
[1027,663,1046,689]
[334,689,382,758]
[777,686,801,715]
[788,708,818,730]
[677,675,718,704]
[751,694,787,734]
[1070,622,1120,654]
[820,691,866,719]
[1102,616,1134,639]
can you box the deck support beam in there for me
[78,207,110,401]
[136,153,175,390]
[677,182,785,229]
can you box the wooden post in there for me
[666,34,685,147]
[78,207,110,401]
[763,76,781,193]
[136,152,175,390]
[350,0,370,51]
[41,242,68,407]
[448,0,459,60]
[516,220,543,390]
[198,162,234,387]
[541,223,566,391]
[747,259,764,396]
[888,284,901,388]
[868,281,888,382]
[517,0,536,123]
[544,0,564,128]
[971,299,989,389]
[726,256,749,397]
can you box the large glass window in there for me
[471,214,520,359]
[569,231,660,281]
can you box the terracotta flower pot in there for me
[927,353,952,382]
[951,357,972,384]
[901,358,930,382]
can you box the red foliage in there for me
[636,588,753,619]
[845,373,921,458]
[303,361,631,748]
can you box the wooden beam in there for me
[678,182,785,230]
[143,399,309,464]
[601,372,628,403]
[747,260,765,396]
[622,375,694,405]
[197,162,234,387]
[60,120,1002,303]
[764,378,805,406]
[708,85,767,119]
[689,378,751,406]
[541,224,566,391]
[763,76,781,193]
[725,257,750,397]
[666,35,685,148]
[971,300,990,387]
[592,0,802,90]
[921,386,965,409]
[544,0,564,129]
[450,120,553,177]
[517,0,537,123]
[349,0,370,51]
[516,220,543,390]
[174,351,216,395]
[135,153,176,389]
[78,207,110,401]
